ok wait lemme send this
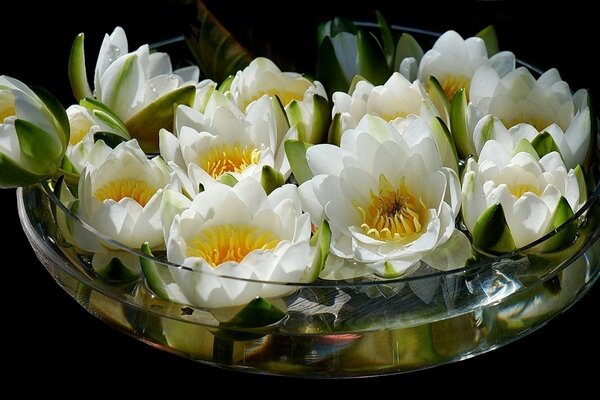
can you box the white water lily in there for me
[166,178,312,308]
[467,66,591,169]
[298,115,468,277]
[331,72,430,133]
[462,140,585,252]
[160,89,292,195]
[64,105,127,173]
[418,30,515,102]
[77,139,173,252]
[0,75,68,188]
[91,27,199,151]
[229,57,329,143]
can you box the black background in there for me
[2,0,598,392]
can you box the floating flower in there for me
[0,76,68,188]
[299,115,468,277]
[466,66,591,169]
[462,140,585,253]
[228,57,329,144]
[160,89,292,195]
[166,178,312,308]
[418,30,515,102]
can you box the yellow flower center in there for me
[200,143,261,179]
[187,225,280,267]
[439,75,470,102]
[509,183,541,198]
[355,176,427,241]
[94,179,157,207]
[501,114,552,132]
[0,105,15,122]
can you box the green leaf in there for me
[32,86,70,149]
[476,25,499,57]
[68,33,92,101]
[317,34,354,95]
[428,116,459,173]
[450,87,476,159]
[531,131,560,158]
[512,137,540,160]
[393,33,424,72]
[348,74,368,96]
[260,165,284,195]
[219,173,238,187]
[125,85,196,153]
[140,242,171,301]
[218,74,234,92]
[328,112,343,146]
[329,16,359,36]
[93,131,128,149]
[473,203,516,254]
[14,119,62,174]
[93,255,139,281]
[357,30,390,86]
[429,76,451,126]
[541,196,577,253]
[574,165,588,201]
[304,220,331,282]
[80,97,129,136]
[310,94,331,145]
[284,140,313,184]
[185,1,252,82]
[375,10,395,67]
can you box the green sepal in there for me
[476,25,499,57]
[394,33,424,72]
[512,137,540,160]
[218,75,234,92]
[80,97,129,137]
[32,86,70,148]
[429,76,451,125]
[0,153,45,188]
[316,34,354,95]
[328,112,343,146]
[68,33,92,101]
[450,87,475,159]
[473,203,516,254]
[540,196,577,253]
[304,220,331,283]
[93,255,140,282]
[284,139,313,184]
[375,10,395,67]
[125,85,196,153]
[216,297,286,341]
[93,131,128,149]
[531,131,561,159]
[574,165,588,200]
[14,119,62,174]
[356,30,390,87]
[260,165,285,195]
[219,173,238,187]
[140,242,171,301]
[429,116,459,173]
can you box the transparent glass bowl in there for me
[17,24,600,377]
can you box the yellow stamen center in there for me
[187,225,280,267]
[94,179,157,206]
[509,183,541,198]
[439,75,470,102]
[200,143,261,179]
[0,105,15,122]
[355,176,427,241]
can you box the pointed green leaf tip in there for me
[531,131,561,159]
[450,87,476,159]
[260,165,284,195]
[284,140,313,184]
[223,297,286,329]
[185,0,252,83]
[541,197,577,253]
[429,76,451,125]
[305,220,331,282]
[476,25,499,57]
[357,30,390,86]
[375,10,395,67]
[94,131,128,149]
[219,173,238,187]
[394,33,424,72]
[125,85,196,153]
[473,203,516,254]
[140,242,170,300]
[69,32,93,101]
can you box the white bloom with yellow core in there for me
[467,66,591,169]
[160,90,292,193]
[77,140,173,251]
[229,57,329,143]
[298,115,469,277]
[462,140,584,252]
[0,75,68,188]
[418,30,515,102]
[166,178,312,308]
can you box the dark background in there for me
[2,0,598,392]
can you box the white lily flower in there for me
[331,73,430,132]
[418,30,515,102]
[462,140,584,252]
[92,27,199,151]
[229,57,329,143]
[0,75,68,188]
[160,90,292,193]
[298,115,468,277]
[166,178,312,308]
[468,66,591,169]
[77,139,173,252]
